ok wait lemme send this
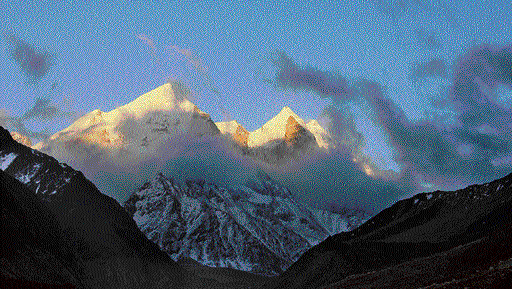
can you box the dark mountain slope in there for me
[322,223,512,288]
[0,168,80,288]
[263,171,512,289]
[0,126,229,289]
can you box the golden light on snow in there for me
[245,106,331,150]
[363,163,374,176]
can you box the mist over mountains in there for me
[3,121,512,288]
[24,80,406,215]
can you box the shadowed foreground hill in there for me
[0,125,234,289]
[0,168,80,288]
[263,171,512,289]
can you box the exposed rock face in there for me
[123,171,367,276]
[247,106,315,148]
[234,124,249,148]
[284,116,315,149]
[216,107,331,164]
[0,125,229,289]
[10,131,32,147]
[263,170,512,289]
[216,120,249,148]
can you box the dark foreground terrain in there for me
[0,126,268,289]
[263,170,512,288]
[3,123,512,288]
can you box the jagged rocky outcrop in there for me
[284,115,315,149]
[263,170,512,289]
[216,120,250,148]
[123,171,367,276]
[0,126,230,289]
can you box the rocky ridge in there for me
[0,125,235,289]
[263,170,512,289]
[123,171,368,276]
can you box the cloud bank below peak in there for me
[266,45,512,198]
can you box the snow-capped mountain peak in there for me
[247,106,306,147]
[305,119,332,149]
[216,120,250,147]
[113,81,199,119]
[33,81,219,152]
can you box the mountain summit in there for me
[33,81,220,153]
[247,107,306,148]
[216,106,333,164]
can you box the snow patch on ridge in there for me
[0,152,17,171]
[124,173,368,276]
[15,163,42,184]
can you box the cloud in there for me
[21,97,67,121]
[450,44,512,129]
[30,91,408,214]
[136,33,159,63]
[169,45,208,74]
[36,106,264,205]
[168,45,225,114]
[137,34,156,52]
[409,58,448,82]
[267,49,512,208]
[356,79,507,189]
[415,29,443,51]
[268,50,352,105]
[372,0,424,20]
[1,94,76,143]
[260,144,412,214]
[3,33,54,84]
[0,109,10,127]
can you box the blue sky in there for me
[2,1,512,210]
[3,1,509,130]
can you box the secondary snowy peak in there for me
[284,115,315,149]
[248,107,307,147]
[305,119,332,150]
[246,106,332,151]
[216,120,249,147]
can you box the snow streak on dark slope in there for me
[264,170,512,289]
[0,126,232,289]
[123,172,368,276]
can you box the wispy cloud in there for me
[36,107,262,205]
[268,50,352,105]
[267,47,512,207]
[415,29,443,51]
[372,0,449,21]
[168,45,226,116]
[136,33,159,64]
[3,32,54,84]
[409,58,448,82]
